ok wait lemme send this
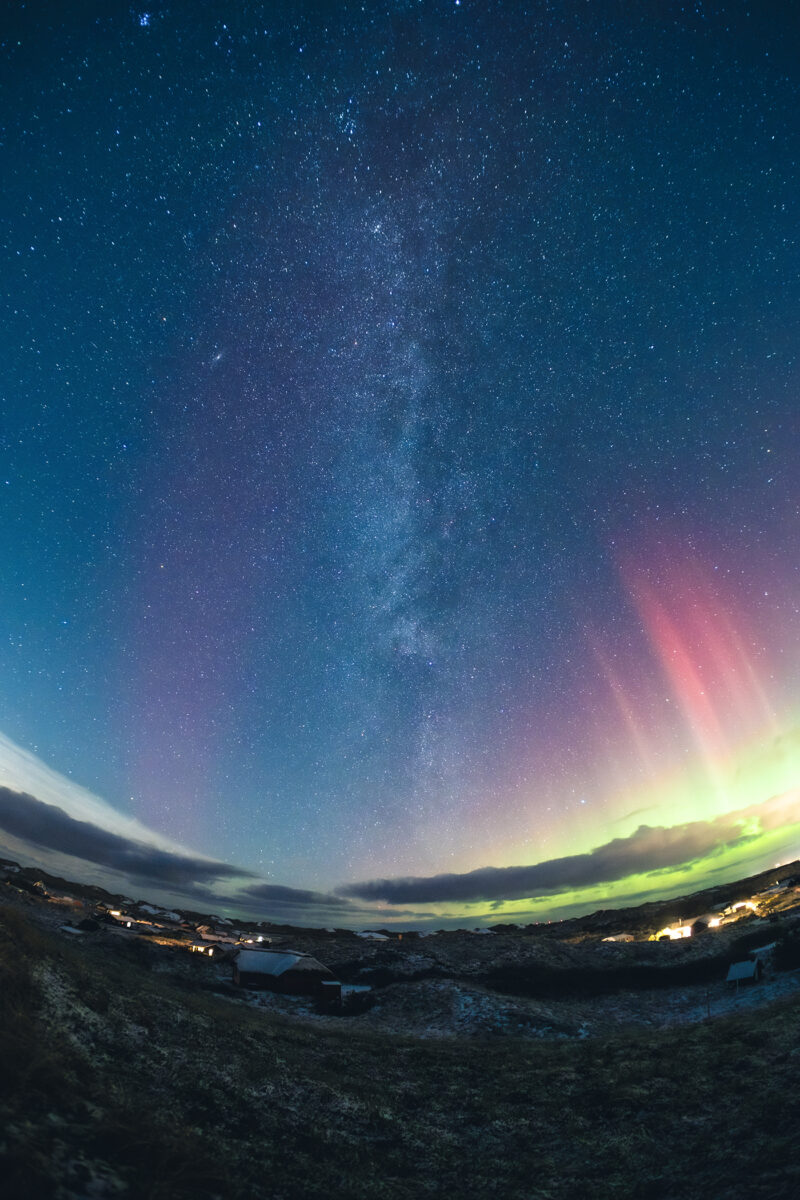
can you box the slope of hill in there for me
[2,862,800,1199]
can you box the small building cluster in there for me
[650,898,764,942]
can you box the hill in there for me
[2,858,800,1198]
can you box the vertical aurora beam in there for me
[485,545,795,879]
[627,576,731,791]
[588,637,663,786]
[619,553,781,802]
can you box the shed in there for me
[317,979,343,1012]
[726,958,763,985]
[232,948,336,995]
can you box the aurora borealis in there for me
[0,2,798,926]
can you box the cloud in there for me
[0,786,253,888]
[0,730,195,855]
[240,882,357,914]
[0,782,429,923]
[340,789,800,905]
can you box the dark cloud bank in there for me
[0,786,358,915]
[239,882,356,915]
[339,807,788,905]
[0,786,251,888]
[1,784,795,918]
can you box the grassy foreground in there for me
[1,904,799,1200]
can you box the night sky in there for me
[1,2,798,925]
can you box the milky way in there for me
[1,2,797,923]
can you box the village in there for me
[3,854,800,1039]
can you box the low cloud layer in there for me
[2,750,797,925]
[340,790,800,905]
[0,732,367,915]
[0,786,253,888]
[240,882,356,914]
[0,784,414,921]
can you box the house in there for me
[602,933,634,943]
[652,923,692,941]
[690,913,723,933]
[97,911,123,926]
[12,876,48,898]
[726,958,764,985]
[232,948,337,995]
[195,923,238,946]
[190,942,225,958]
[722,901,758,918]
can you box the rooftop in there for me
[235,949,330,976]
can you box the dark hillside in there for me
[2,904,800,1200]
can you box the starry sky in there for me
[0,1,798,926]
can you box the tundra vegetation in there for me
[2,902,800,1200]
